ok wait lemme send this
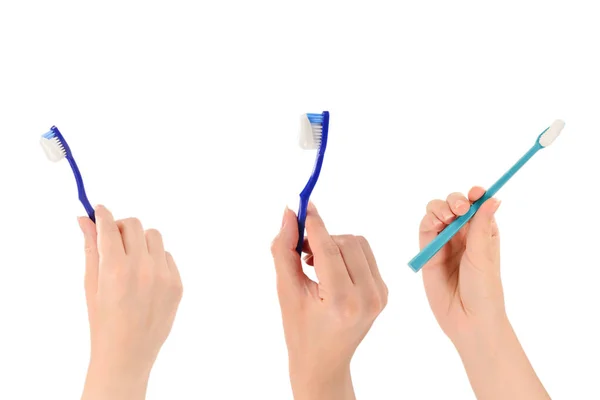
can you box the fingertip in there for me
[447,193,470,216]
[78,216,96,237]
[95,205,116,223]
[307,201,318,214]
[284,206,297,220]
[282,207,298,230]
[455,200,469,215]
[478,198,501,217]
[274,209,300,250]
[490,198,502,214]
[468,186,486,201]
[94,205,106,218]
[305,202,326,226]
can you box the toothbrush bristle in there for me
[538,119,565,147]
[299,113,324,150]
[40,131,67,162]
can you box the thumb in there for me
[465,198,501,265]
[271,207,305,294]
[78,217,99,296]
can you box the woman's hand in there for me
[420,188,550,400]
[419,186,505,340]
[271,203,388,400]
[79,206,183,400]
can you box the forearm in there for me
[81,361,149,400]
[454,319,550,400]
[290,364,356,400]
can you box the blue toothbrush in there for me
[408,120,565,272]
[40,126,96,223]
[297,111,330,254]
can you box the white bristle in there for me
[538,119,565,147]
[298,114,322,150]
[40,137,67,162]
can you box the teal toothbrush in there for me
[408,120,565,273]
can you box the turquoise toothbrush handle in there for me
[408,142,542,272]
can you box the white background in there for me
[1,1,599,399]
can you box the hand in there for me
[79,206,183,400]
[420,188,550,399]
[271,203,388,400]
[419,186,505,341]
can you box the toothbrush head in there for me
[299,113,327,150]
[40,126,71,162]
[538,120,565,147]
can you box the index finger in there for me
[304,203,352,288]
[95,205,125,258]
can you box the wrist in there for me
[81,359,150,400]
[452,317,550,400]
[451,313,513,355]
[290,362,355,400]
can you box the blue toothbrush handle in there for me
[296,196,309,254]
[67,156,96,223]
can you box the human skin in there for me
[420,187,550,400]
[78,205,183,400]
[271,203,388,400]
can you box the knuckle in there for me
[420,215,434,229]
[323,241,342,257]
[138,257,156,279]
[380,287,389,309]
[139,268,154,285]
[84,244,97,255]
[365,290,384,316]
[171,277,184,299]
[156,266,170,281]
[447,192,462,201]
[336,295,361,320]
[426,200,440,212]
[146,228,162,240]
[355,235,369,247]
[122,218,143,229]
[165,251,177,266]
[270,238,280,255]
[333,235,358,250]
[105,221,121,234]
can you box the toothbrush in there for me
[297,111,330,254]
[408,119,565,273]
[40,126,96,223]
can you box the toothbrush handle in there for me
[408,197,485,271]
[485,143,541,199]
[296,111,330,254]
[408,142,542,272]
[296,196,309,254]
[67,157,96,223]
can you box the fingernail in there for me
[307,202,317,212]
[456,200,468,212]
[443,211,454,221]
[281,206,289,229]
[78,217,92,238]
[492,199,502,213]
